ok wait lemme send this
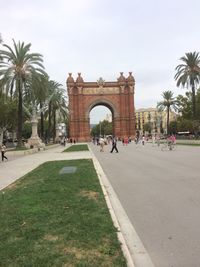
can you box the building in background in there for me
[135,108,177,135]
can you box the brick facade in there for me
[66,72,136,142]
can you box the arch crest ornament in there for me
[67,73,136,141]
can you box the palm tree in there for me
[43,80,67,143]
[0,40,45,147]
[174,52,200,119]
[157,91,178,134]
[51,88,67,142]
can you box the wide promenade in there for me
[90,141,200,267]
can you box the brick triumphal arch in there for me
[66,72,136,142]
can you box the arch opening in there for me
[90,104,113,138]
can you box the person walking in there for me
[142,135,145,145]
[99,137,105,152]
[124,136,129,146]
[110,137,119,153]
[156,134,160,146]
[1,143,8,162]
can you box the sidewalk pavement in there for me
[0,144,91,191]
[0,144,136,267]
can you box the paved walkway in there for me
[90,141,200,267]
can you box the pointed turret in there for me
[76,73,84,86]
[127,72,135,86]
[117,72,126,86]
[66,73,74,87]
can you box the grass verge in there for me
[63,144,89,152]
[0,159,126,267]
[8,147,29,151]
[176,143,200,146]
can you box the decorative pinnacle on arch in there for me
[97,77,105,87]
[66,73,74,85]
[76,73,84,84]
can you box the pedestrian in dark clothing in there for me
[110,137,119,153]
[1,144,8,161]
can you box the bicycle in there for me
[161,140,176,151]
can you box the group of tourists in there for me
[135,135,146,145]
[94,136,119,153]
[61,137,76,146]
[94,133,177,153]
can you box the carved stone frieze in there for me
[83,87,119,95]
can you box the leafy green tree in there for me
[176,89,200,133]
[102,120,112,135]
[22,122,32,139]
[177,118,193,132]
[175,52,200,119]
[0,40,45,147]
[0,93,17,144]
[143,122,152,133]
[91,120,112,137]
[176,92,193,119]
[157,91,178,134]
[169,121,177,134]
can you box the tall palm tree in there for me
[0,40,45,147]
[157,91,178,134]
[51,89,67,142]
[174,52,200,119]
[45,81,67,142]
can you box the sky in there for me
[1,0,200,123]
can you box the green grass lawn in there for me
[176,142,200,146]
[0,159,126,267]
[63,144,89,152]
[8,146,29,151]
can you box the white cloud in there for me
[0,0,199,122]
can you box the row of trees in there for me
[0,38,68,147]
[91,120,112,137]
[157,52,200,135]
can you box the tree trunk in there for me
[48,101,52,142]
[17,79,23,147]
[40,102,44,141]
[167,106,170,135]
[191,84,196,119]
[53,109,56,143]
[0,128,4,145]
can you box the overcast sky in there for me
[1,0,199,123]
